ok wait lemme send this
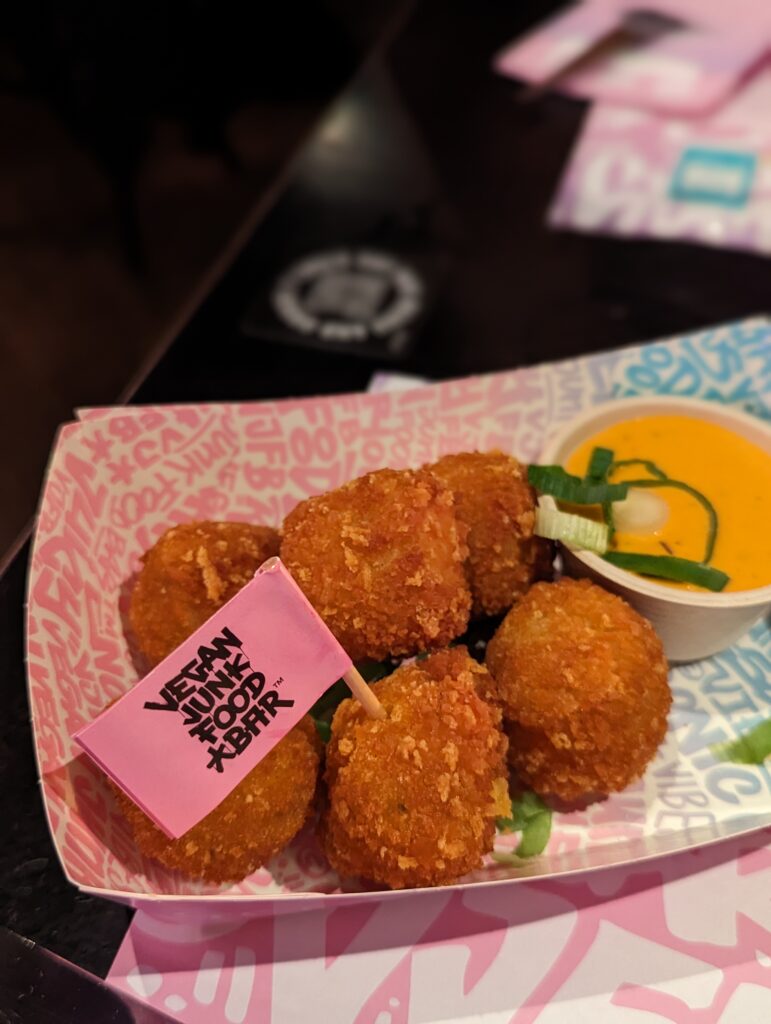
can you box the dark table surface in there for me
[3,0,771,995]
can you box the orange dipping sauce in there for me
[566,414,771,592]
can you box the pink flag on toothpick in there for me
[74,558,352,839]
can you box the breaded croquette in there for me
[320,648,510,889]
[130,521,280,667]
[429,450,553,617]
[113,718,320,883]
[281,469,472,661]
[486,578,670,802]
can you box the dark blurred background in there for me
[4,0,768,565]
[0,0,411,558]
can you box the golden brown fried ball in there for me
[114,718,320,883]
[130,521,280,667]
[486,578,670,802]
[429,450,553,617]
[281,468,472,662]
[320,647,510,889]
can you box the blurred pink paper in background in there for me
[549,65,771,255]
[495,0,770,116]
[592,0,771,33]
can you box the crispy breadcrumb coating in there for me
[429,451,553,617]
[113,719,320,883]
[320,648,510,889]
[486,578,670,802]
[130,521,280,667]
[281,469,472,661]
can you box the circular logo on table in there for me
[271,248,424,349]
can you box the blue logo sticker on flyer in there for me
[670,147,757,208]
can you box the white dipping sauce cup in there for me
[538,396,771,663]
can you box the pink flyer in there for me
[107,826,771,1022]
[549,68,771,256]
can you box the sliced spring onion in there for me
[584,448,617,537]
[598,495,614,539]
[609,458,668,480]
[528,465,629,505]
[515,810,554,858]
[496,792,553,858]
[535,503,609,554]
[603,551,729,592]
[313,718,332,744]
[622,478,718,564]
[531,459,719,568]
[711,719,771,765]
[586,446,614,482]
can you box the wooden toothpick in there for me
[342,666,387,720]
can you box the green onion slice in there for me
[535,503,609,554]
[602,499,616,539]
[610,458,668,480]
[586,446,614,482]
[313,718,332,744]
[530,458,719,567]
[583,448,617,536]
[514,810,554,858]
[528,465,629,505]
[496,792,553,858]
[602,456,667,540]
[711,719,771,765]
[603,552,729,592]
[622,478,718,564]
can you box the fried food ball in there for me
[320,647,510,889]
[113,718,320,883]
[429,450,553,617]
[281,468,472,661]
[130,521,280,667]
[486,578,670,802]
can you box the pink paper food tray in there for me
[26,318,771,917]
